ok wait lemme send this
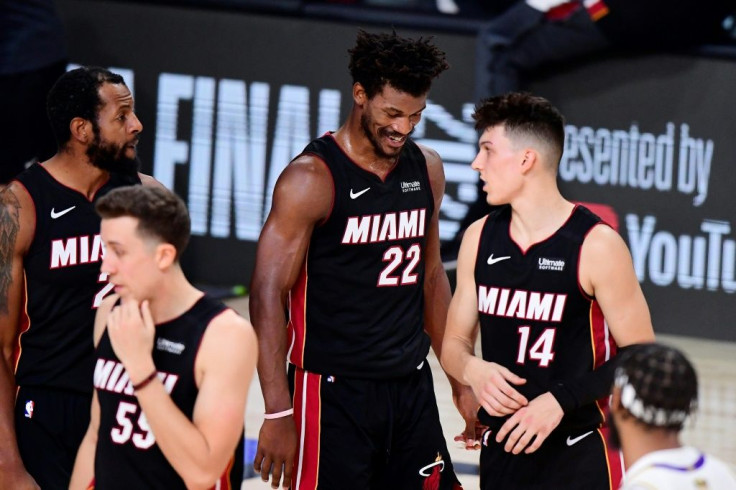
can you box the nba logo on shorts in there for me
[24,400,34,419]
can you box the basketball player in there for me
[250,30,477,489]
[441,92,655,489]
[0,66,159,489]
[69,185,257,489]
[612,343,736,489]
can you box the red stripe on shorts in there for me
[293,367,322,490]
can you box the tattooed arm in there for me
[0,183,38,489]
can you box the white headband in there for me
[614,370,690,426]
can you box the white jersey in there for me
[621,446,736,489]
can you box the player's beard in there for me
[86,131,141,177]
[360,112,412,160]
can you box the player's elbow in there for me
[181,467,224,490]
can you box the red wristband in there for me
[132,370,158,391]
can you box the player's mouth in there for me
[383,131,407,148]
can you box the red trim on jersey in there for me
[293,368,322,490]
[512,205,578,255]
[545,1,579,21]
[596,426,623,489]
[36,162,112,202]
[13,273,31,372]
[288,261,309,368]
[590,300,617,424]
[325,132,399,183]
[212,454,235,490]
[585,0,610,22]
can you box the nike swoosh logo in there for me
[566,430,594,446]
[350,187,371,199]
[487,254,511,266]
[50,206,76,219]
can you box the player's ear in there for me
[70,117,92,144]
[520,149,537,174]
[353,82,368,106]
[155,243,177,270]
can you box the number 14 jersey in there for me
[475,204,616,432]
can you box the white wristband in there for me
[264,408,294,420]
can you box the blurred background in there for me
[3,0,736,486]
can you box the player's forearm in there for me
[423,263,452,359]
[135,381,236,490]
[440,336,477,387]
[250,293,292,412]
[0,358,25,472]
[69,429,96,490]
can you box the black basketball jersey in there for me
[475,205,617,432]
[288,134,434,378]
[14,164,140,393]
[93,295,243,489]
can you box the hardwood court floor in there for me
[225,297,736,489]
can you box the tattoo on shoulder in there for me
[0,188,21,314]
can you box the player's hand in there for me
[1,465,40,490]
[495,392,563,454]
[451,384,485,450]
[254,416,298,489]
[466,358,528,416]
[107,299,156,381]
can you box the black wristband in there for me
[132,370,158,391]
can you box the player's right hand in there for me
[254,416,298,489]
[1,465,40,490]
[467,358,528,416]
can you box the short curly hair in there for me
[348,29,449,99]
[47,66,126,150]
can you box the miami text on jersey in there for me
[478,285,568,322]
[50,234,104,269]
[94,358,179,395]
[341,208,427,244]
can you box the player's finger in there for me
[282,460,293,489]
[511,430,535,455]
[494,377,528,405]
[481,397,510,417]
[495,415,519,444]
[253,449,264,472]
[140,299,154,329]
[524,432,545,454]
[499,366,527,386]
[270,460,283,489]
[463,421,480,449]
[485,390,519,414]
[260,454,274,483]
[503,425,525,453]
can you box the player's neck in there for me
[43,151,109,200]
[146,270,203,325]
[333,122,398,180]
[509,191,573,249]
[622,426,681,470]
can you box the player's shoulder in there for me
[138,173,165,188]
[0,181,36,252]
[199,307,257,366]
[206,308,256,345]
[415,142,443,170]
[582,220,627,255]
